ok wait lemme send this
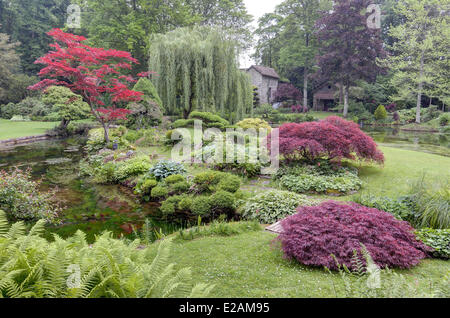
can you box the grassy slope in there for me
[162,231,448,298]
[0,119,57,140]
[150,146,450,298]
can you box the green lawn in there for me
[143,145,450,298]
[310,111,341,120]
[0,119,57,140]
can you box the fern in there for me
[0,213,213,298]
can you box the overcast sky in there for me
[241,0,284,68]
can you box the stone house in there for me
[246,65,280,105]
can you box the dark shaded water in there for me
[0,138,167,242]
[362,126,450,157]
[0,127,448,241]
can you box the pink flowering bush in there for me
[278,201,431,270]
[277,116,384,164]
[0,169,62,224]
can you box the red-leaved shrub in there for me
[278,201,430,270]
[277,116,384,163]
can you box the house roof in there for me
[248,65,280,79]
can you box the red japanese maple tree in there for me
[29,29,146,142]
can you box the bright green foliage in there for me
[164,174,186,185]
[374,105,387,121]
[416,228,450,259]
[175,220,261,242]
[151,186,169,200]
[0,169,61,225]
[236,118,272,131]
[149,27,253,121]
[127,78,163,129]
[193,171,223,193]
[113,156,152,182]
[279,174,362,195]
[407,178,450,229]
[240,190,319,224]
[384,0,449,123]
[0,210,213,298]
[41,86,91,128]
[209,191,236,211]
[352,194,415,222]
[190,196,212,216]
[134,178,158,197]
[217,175,241,193]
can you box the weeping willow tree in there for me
[149,27,253,122]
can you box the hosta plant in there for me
[415,228,450,259]
[0,210,213,298]
[240,190,319,224]
[278,201,430,270]
[148,160,186,181]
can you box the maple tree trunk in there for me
[102,123,110,144]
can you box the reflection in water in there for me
[0,138,169,242]
[362,127,450,157]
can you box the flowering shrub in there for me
[276,116,384,164]
[0,169,61,224]
[240,190,319,224]
[278,201,430,270]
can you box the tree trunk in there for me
[303,70,308,109]
[339,82,344,106]
[343,85,349,118]
[59,118,70,129]
[103,123,110,143]
[416,51,425,124]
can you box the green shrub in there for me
[352,194,414,221]
[280,174,362,195]
[374,105,387,121]
[416,228,450,259]
[439,113,450,127]
[189,111,229,126]
[134,178,158,197]
[0,211,213,298]
[171,181,191,193]
[408,179,450,229]
[0,169,61,225]
[113,156,152,182]
[236,118,272,131]
[160,201,176,215]
[164,174,186,184]
[178,197,193,211]
[240,190,319,224]
[193,171,222,193]
[148,160,186,181]
[175,220,261,241]
[217,175,241,193]
[209,191,236,211]
[190,196,212,216]
[151,186,169,199]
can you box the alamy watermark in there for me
[367,4,381,30]
[67,4,81,29]
[170,120,279,175]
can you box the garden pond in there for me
[0,127,448,242]
[0,138,179,242]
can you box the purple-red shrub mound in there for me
[278,201,430,270]
[277,116,384,164]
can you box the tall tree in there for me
[0,32,20,103]
[185,0,253,50]
[277,0,332,109]
[315,0,386,117]
[148,27,253,121]
[29,29,144,142]
[253,13,283,69]
[72,0,197,74]
[0,0,70,74]
[384,0,449,122]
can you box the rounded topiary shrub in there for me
[278,201,431,270]
[240,190,319,224]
